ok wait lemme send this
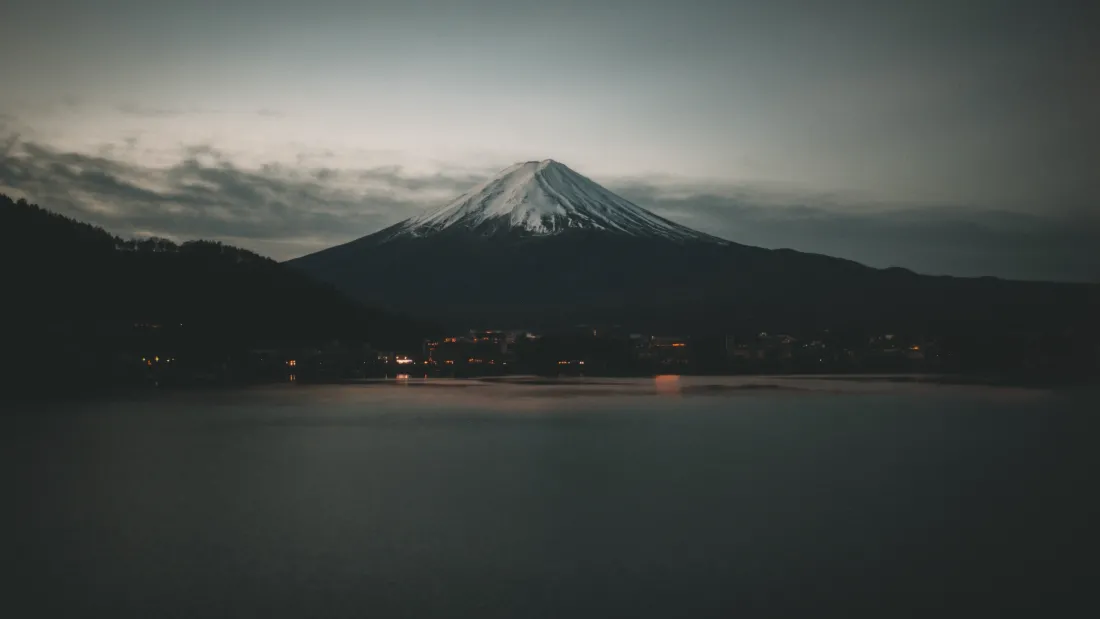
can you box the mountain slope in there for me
[1,193,433,349]
[288,161,1098,336]
[376,159,724,243]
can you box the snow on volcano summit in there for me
[392,159,724,243]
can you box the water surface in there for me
[6,377,1095,616]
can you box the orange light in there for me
[655,374,682,394]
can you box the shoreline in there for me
[4,370,1096,407]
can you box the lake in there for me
[5,376,1096,616]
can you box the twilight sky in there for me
[1,0,1097,281]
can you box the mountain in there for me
[288,161,1098,337]
[1,194,433,381]
[381,159,723,243]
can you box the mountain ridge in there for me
[288,161,1098,335]
[380,159,726,244]
[0,193,433,348]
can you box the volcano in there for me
[288,160,1095,334]
[375,159,723,243]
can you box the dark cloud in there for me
[354,168,487,194]
[1,133,19,158]
[2,135,1096,281]
[0,137,438,258]
[613,183,1100,283]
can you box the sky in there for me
[1,0,1097,281]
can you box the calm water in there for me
[5,377,1097,616]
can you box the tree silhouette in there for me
[1,193,438,395]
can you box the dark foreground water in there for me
[5,376,1097,617]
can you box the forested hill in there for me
[1,193,434,351]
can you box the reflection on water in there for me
[4,378,1094,617]
[289,374,1054,411]
[654,374,682,395]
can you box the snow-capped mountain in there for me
[288,159,1091,334]
[381,159,724,243]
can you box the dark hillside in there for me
[1,194,434,394]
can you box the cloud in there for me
[116,104,289,119]
[612,182,1100,283]
[2,134,1096,282]
[1,133,19,158]
[116,103,190,118]
[0,137,455,259]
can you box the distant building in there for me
[651,336,690,366]
[650,336,688,348]
[724,336,753,360]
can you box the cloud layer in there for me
[2,135,1096,283]
[618,184,1100,283]
[0,136,477,259]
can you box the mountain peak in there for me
[500,159,561,175]
[393,159,724,243]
